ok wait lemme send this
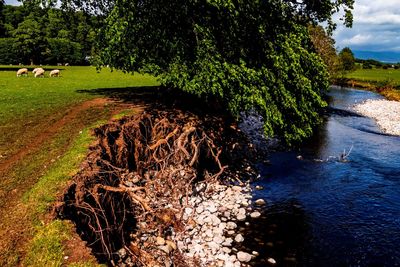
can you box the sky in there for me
[4,0,400,52]
[333,0,400,52]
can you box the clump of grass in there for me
[24,220,71,267]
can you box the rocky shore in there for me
[354,99,400,136]
[116,181,267,267]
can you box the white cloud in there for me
[334,0,400,52]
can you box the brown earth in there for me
[0,97,143,266]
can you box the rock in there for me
[213,235,224,244]
[267,258,277,264]
[117,248,127,258]
[236,213,246,221]
[222,238,233,247]
[156,236,165,245]
[205,229,213,238]
[222,247,232,254]
[226,222,237,230]
[255,185,264,190]
[255,199,266,206]
[237,251,252,262]
[206,203,218,213]
[234,234,244,243]
[196,206,204,214]
[165,240,177,251]
[237,208,246,215]
[252,251,259,256]
[250,211,261,218]
[184,207,193,215]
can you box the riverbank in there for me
[354,99,400,136]
[57,107,267,266]
[334,79,400,101]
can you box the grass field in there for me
[343,68,400,101]
[0,65,159,266]
[346,68,400,85]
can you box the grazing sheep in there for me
[49,69,60,77]
[32,67,44,74]
[17,68,28,77]
[65,63,69,66]
[34,68,45,78]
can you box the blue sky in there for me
[5,0,400,52]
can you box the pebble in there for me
[267,258,277,264]
[234,234,244,243]
[250,211,261,218]
[255,199,266,206]
[237,251,252,262]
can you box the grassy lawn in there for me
[0,65,159,266]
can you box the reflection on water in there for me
[250,87,400,266]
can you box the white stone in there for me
[236,213,246,221]
[184,207,193,215]
[226,222,237,230]
[267,258,277,264]
[222,247,232,254]
[222,238,233,247]
[237,251,252,262]
[207,203,218,213]
[213,235,224,244]
[255,199,266,206]
[250,211,261,218]
[234,234,244,243]
[196,206,204,214]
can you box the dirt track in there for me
[0,98,142,266]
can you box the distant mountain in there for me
[353,50,400,63]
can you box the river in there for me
[246,86,400,266]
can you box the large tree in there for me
[59,0,354,144]
[339,47,356,71]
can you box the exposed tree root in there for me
[57,108,257,266]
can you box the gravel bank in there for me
[116,181,265,267]
[354,99,400,136]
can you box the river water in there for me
[247,86,400,266]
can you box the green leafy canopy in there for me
[60,0,354,145]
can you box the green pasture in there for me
[0,65,159,157]
[346,68,400,86]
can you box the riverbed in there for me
[247,86,400,266]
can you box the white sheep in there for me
[34,68,45,78]
[32,68,44,74]
[49,69,60,77]
[16,68,28,77]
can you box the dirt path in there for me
[0,98,143,266]
[0,98,109,174]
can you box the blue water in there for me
[248,87,400,266]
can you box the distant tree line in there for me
[0,2,99,65]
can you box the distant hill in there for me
[353,50,400,63]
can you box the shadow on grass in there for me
[76,86,230,117]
